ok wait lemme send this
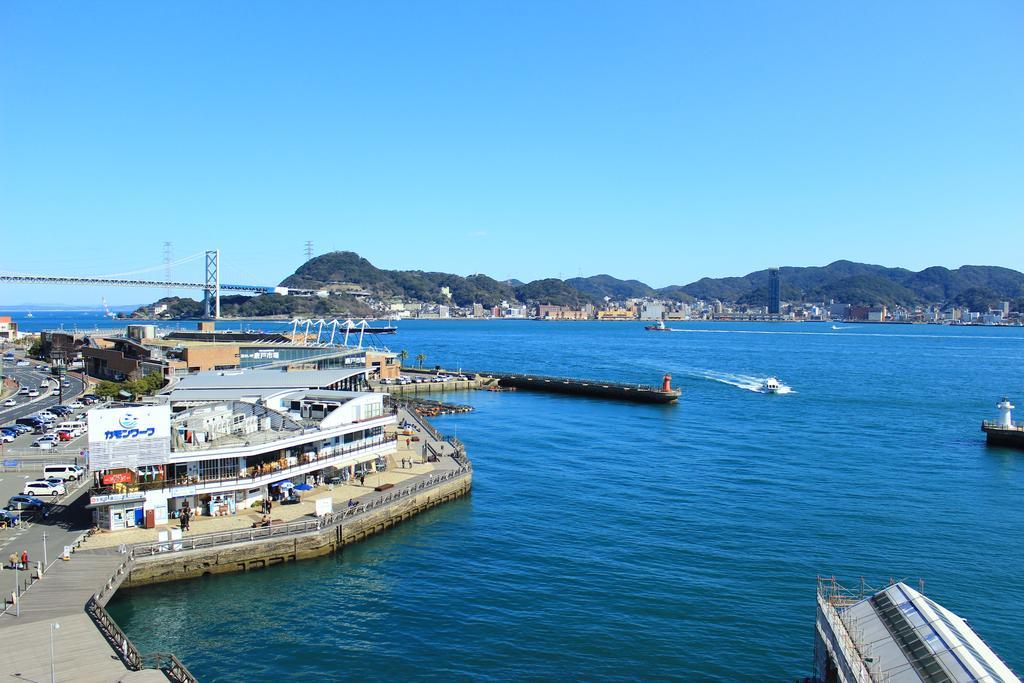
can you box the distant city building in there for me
[438,305,450,319]
[0,316,17,341]
[767,268,781,315]
[639,301,664,320]
[868,306,887,322]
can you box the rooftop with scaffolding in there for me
[814,576,1018,682]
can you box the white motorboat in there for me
[761,377,782,394]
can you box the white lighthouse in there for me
[997,396,1015,428]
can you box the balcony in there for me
[90,434,397,502]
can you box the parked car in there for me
[0,432,13,443]
[6,495,45,511]
[2,398,15,407]
[31,440,56,450]
[23,480,64,497]
[43,465,84,481]
[67,402,84,410]
[5,424,30,434]
[55,430,74,441]
[0,509,21,527]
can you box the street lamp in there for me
[50,622,60,682]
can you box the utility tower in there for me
[204,250,221,319]
[305,241,314,261]
[163,242,173,297]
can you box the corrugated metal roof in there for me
[171,368,365,391]
[839,583,1018,683]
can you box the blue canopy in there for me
[273,481,295,489]
[294,483,313,491]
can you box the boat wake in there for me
[688,370,794,394]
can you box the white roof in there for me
[841,582,1018,682]
[170,368,366,392]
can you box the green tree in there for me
[95,381,121,399]
[398,350,409,367]
[415,353,426,368]
[27,339,43,358]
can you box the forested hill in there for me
[682,261,1024,309]
[284,252,1024,309]
[135,253,1024,316]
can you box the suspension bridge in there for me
[0,250,322,318]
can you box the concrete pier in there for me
[0,407,471,681]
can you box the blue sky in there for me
[1,1,1022,306]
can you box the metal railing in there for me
[397,401,444,441]
[131,462,472,557]
[982,420,1024,432]
[86,593,198,682]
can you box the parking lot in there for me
[0,466,92,573]
[1,355,91,467]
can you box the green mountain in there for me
[281,251,516,307]
[676,261,1024,308]
[565,274,655,301]
[135,253,1024,318]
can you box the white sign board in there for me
[315,497,333,517]
[88,405,171,470]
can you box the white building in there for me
[639,301,664,320]
[87,368,397,531]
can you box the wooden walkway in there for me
[0,612,165,682]
[0,551,139,681]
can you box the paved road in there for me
[1,357,89,465]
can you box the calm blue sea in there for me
[10,313,1024,680]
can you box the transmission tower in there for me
[163,241,173,296]
[304,240,314,261]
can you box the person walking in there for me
[8,552,17,569]
[20,549,28,570]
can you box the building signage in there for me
[102,472,134,485]
[90,491,147,506]
[243,350,280,361]
[88,405,171,470]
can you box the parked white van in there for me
[43,464,85,481]
[56,421,85,437]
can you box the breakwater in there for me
[123,463,472,586]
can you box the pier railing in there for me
[86,593,198,682]
[129,462,473,557]
[982,420,1024,432]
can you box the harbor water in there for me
[14,314,1024,680]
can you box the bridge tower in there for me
[204,250,221,319]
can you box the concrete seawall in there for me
[124,470,472,587]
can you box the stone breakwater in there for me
[124,468,472,587]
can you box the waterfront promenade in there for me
[0,406,469,681]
